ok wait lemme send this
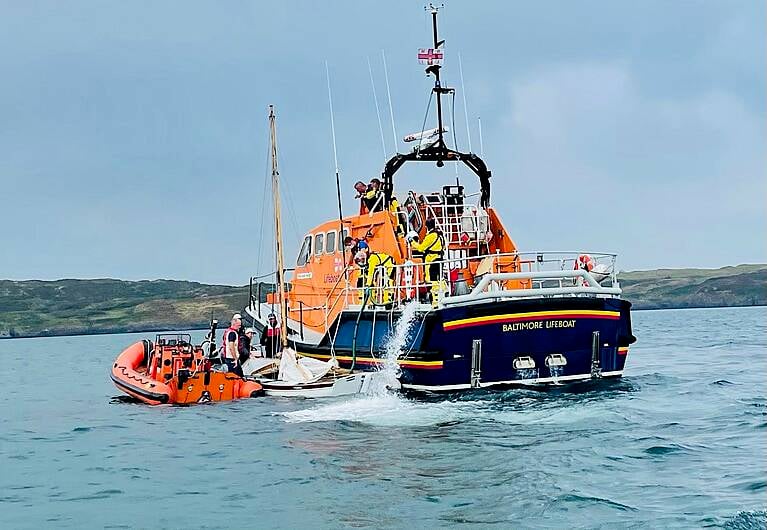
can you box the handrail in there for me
[441,270,621,307]
[248,250,622,329]
[474,270,602,290]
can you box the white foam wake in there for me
[281,393,459,426]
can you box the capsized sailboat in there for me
[245,6,636,392]
[256,105,393,397]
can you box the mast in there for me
[380,4,492,208]
[428,3,447,166]
[268,105,289,350]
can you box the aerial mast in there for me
[427,3,447,166]
[268,105,289,350]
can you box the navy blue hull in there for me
[254,297,635,391]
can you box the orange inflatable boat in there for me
[111,333,262,405]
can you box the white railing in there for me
[440,270,622,306]
[255,250,621,337]
[325,250,620,311]
[400,189,490,250]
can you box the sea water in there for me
[1,306,765,529]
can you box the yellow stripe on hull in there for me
[300,352,443,368]
[443,309,621,330]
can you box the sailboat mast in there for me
[268,105,289,350]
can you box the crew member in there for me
[363,178,383,213]
[389,195,405,236]
[260,313,282,358]
[408,218,445,305]
[344,236,370,265]
[221,313,243,375]
[354,181,369,214]
[361,249,396,305]
[353,248,369,302]
[239,327,255,365]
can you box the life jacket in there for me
[262,324,282,355]
[365,253,395,286]
[220,326,238,360]
[417,230,445,261]
[363,187,383,211]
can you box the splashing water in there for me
[374,301,421,392]
[281,302,424,424]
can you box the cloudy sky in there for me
[0,0,764,284]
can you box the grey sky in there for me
[0,0,764,284]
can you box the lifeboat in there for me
[111,333,262,405]
[242,6,636,392]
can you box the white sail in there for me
[277,348,337,383]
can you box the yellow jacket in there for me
[365,253,394,287]
[411,230,444,262]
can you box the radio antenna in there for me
[478,116,484,156]
[324,61,346,269]
[368,56,388,163]
[381,49,398,155]
[458,53,472,152]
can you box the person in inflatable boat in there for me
[221,313,243,376]
[238,327,255,365]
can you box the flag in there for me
[418,48,444,66]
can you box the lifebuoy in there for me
[574,254,595,272]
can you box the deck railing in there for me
[252,250,622,336]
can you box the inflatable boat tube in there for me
[111,340,172,405]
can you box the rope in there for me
[416,89,434,156]
[255,127,272,279]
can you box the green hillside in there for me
[619,264,767,309]
[0,265,764,338]
[0,279,260,338]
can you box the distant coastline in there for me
[1,264,765,339]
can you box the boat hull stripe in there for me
[443,310,621,330]
[300,352,443,369]
[402,370,625,391]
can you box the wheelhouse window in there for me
[326,231,336,254]
[297,235,312,266]
[314,233,324,255]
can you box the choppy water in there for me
[1,306,765,529]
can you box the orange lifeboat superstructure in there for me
[267,194,525,339]
[111,334,262,405]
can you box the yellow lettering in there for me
[503,319,579,331]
